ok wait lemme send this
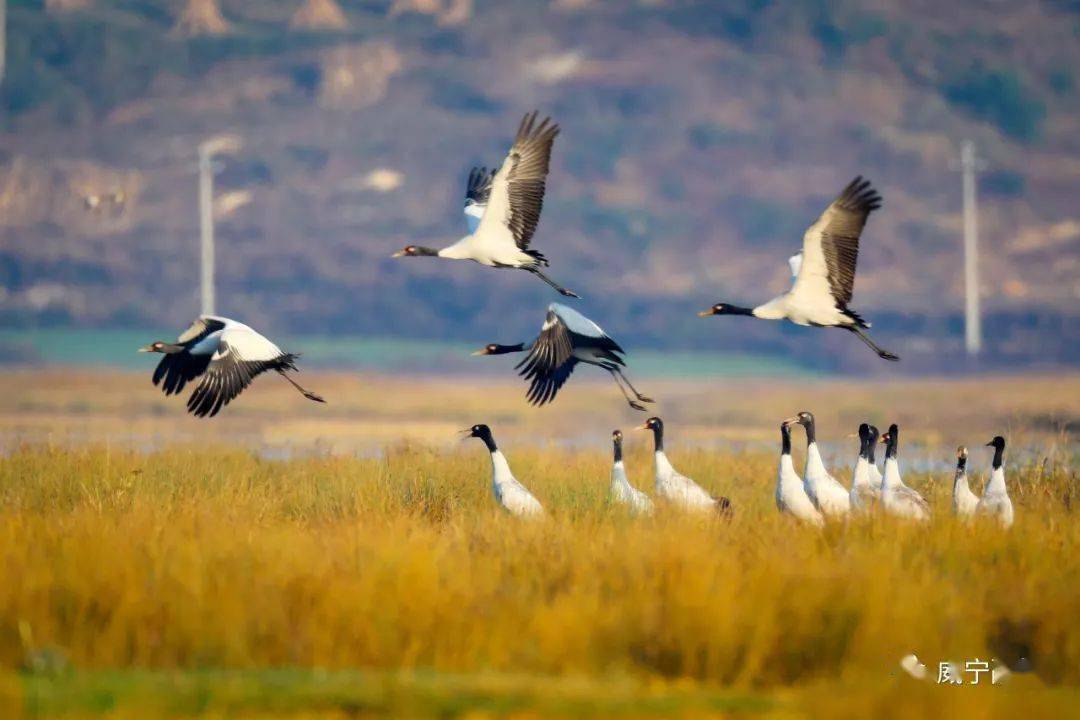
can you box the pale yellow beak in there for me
[391,250,406,258]
[137,344,155,353]
[697,308,716,317]
[471,347,491,356]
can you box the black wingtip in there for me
[516,110,559,143]
[839,175,882,212]
[517,110,537,140]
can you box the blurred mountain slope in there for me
[0,0,1077,371]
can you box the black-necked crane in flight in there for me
[698,177,899,361]
[473,303,654,411]
[139,315,325,418]
[392,111,580,299]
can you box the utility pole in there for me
[198,146,215,315]
[196,134,242,316]
[1,0,7,87]
[959,139,984,356]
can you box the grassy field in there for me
[0,372,1077,718]
[0,370,1075,456]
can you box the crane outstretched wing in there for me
[463,166,496,234]
[524,357,578,406]
[150,316,226,396]
[791,176,881,307]
[516,309,575,379]
[177,316,226,344]
[186,328,286,418]
[474,112,560,251]
[152,352,211,396]
[514,305,625,406]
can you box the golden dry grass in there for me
[0,372,1077,717]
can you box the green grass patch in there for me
[10,668,775,718]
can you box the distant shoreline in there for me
[0,328,814,378]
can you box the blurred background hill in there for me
[0,0,1077,374]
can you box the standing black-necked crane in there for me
[462,423,544,517]
[784,411,850,519]
[849,422,881,512]
[698,177,899,361]
[952,446,979,519]
[879,424,930,521]
[392,111,580,298]
[139,315,325,418]
[866,424,884,489]
[610,429,654,514]
[473,303,654,411]
[976,436,1014,528]
[776,421,825,527]
[637,417,732,514]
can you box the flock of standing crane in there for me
[773,413,1013,527]
[137,111,1013,526]
[462,413,1013,528]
